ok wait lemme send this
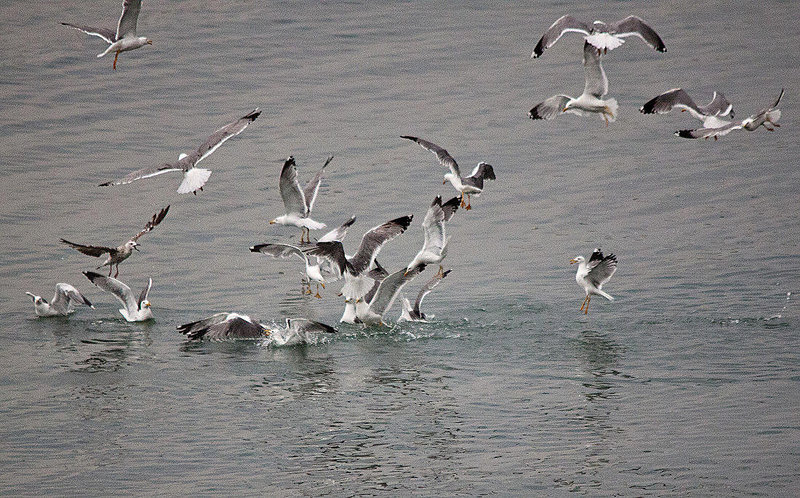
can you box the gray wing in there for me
[348,215,413,275]
[318,216,356,243]
[61,23,116,43]
[529,95,572,120]
[699,92,734,118]
[303,241,349,276]
[441,197,460,222]
[177,313,266,341]
[131,205,170,242]
[582,41,608,98]
[676,121,743,139]
[421,197,446,253]
[742,89,784,131]
[368,265,426,316]
[53,283,93,309]
[116,0,141,39]
[400,135,461,178]
[531,15,592,58]
[303,155,332,214]
[60,238,115,257]
[586,254,617,288]
[414,269,451,316]
[83,270,136,311]
[250,243,307,263]
[138,277,152,308]
[99,164,183,187]
[291,318,337,336]
[640,88,703,118]
[462,162,495,189]
[182,108,261,169]
[609,16,666,52]
[279,156,308,216]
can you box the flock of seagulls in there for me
[29,5,786,339]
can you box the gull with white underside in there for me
[531,15,666,57]
[571,248,617,315]
[270,155,331,243]
[83,271,154,322]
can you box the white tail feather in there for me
[604,98,619,122]
[299,218,326,231]
[177,168,212,194]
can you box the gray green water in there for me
[1,0,798,494]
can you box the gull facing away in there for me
[61,0,151,70]
[249,243,328,298]
[177,314,335,345]
[529,41,618,125]
[672,89,784,140]
[354,264,428,326]
[405,196,459,275]
[270,155,331,243]
[400,268,452,322]
[401,136,495,210]
[100,109,261,194]
[26,284,94,317]
[531,15,666,58]
[83,271,153,322]
[570,249,617,315]
[61,205,169,278]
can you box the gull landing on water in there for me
[83,271,153,322]
[571,249,617,315]
[399,268,452,322]
[61,206,169,278]
[531,15,666,58]
[270,156,331,243]
[177,313,336,345]
[99,109,260,194]
[26,284,94,317]
[61,0,152,70]
[401,136,495,210]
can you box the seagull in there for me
[405,195,459,275]
[529,41,618,125]
[249,243,328,298]
[399,268,452,322]
[531,15,666,58]
[83,271,153,322]
[60,205,169,278]
[570,248,617,315]
[61,0,151,70]
[401,136,495,210]
[640,88,734,124]
[99,109,261,194]
[354,264,428,326]
[26,284,94,317]
[673,89,784,140]
[178,314,335,345]
[270,155,331,243]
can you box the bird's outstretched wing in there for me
[60,238,115,257]
[462,162,495,189]
[586,253,617,288]
[529,95,573,120]
[116,0,142,39]
[83,270,136,311]
[53,283,93,309]
[609,16,666,53]
[303,155,332,214]
[279,156,308,216]
[531,15,592,58]
[348,215,413,275]
[303,241,349,276]
[414,268,451,317]
[182,108,261,169]
[675,121,743,139]
[368,264,426,316]
[61,22,116,43]
[318,216,356,243]
[177,312,267,341]
[401,136,461,178]
[582,41,608,98]
[130,205,170,241]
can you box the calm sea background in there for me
[1,0,798,494]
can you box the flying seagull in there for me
[178,314,335,345]
[399,268,452,322]
[640,88,734,121]
[270,155,331,243]
[61,205,169,277]
[401,136,495,210]
[673,89,784,140]
[61,0,151,70]
[529,41,618,124]
[83,271,153,322]
[100,109,261,194]
[249,243,328,298]
[25,284,94,317]
[532,15,665,58]
[570,248,617,315]
[405,195,459,275]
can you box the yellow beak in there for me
[570,259,578,264]
[269,220,276,224]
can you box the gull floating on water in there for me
[61,205,169,277]
[400,268,452,322]
[100,109,261,194]
[62,0,151,70]
[405,196,459,275]
[26,284,93,317]
[571,248,617,315]
[529,42,618,124]
[83,271,153,322]
[666,89,784,140]
[270,155,331,243]
[531,15,666,58]
[401,136,495,210]
[177,313,335,345]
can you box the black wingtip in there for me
[245,108,261,120]
[391,215,413,230]
[675,129,695,139]
[83,270,102,282]
[528,106,543,120]
[400,135,418,142]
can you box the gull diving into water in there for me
[61,0,151,70]
[270,155,331,243]
[100,109,261,194]
[399,268,452,322]
[672,89,784,140]
[571,248,617,315]
[61,205,169,277]
[26,284,94,317]
[529,41,618,124]
[531,15,666,58]
[405,195,459,275]
[177,313,335,345]
[83,271,153,322]
[401,136,495,210]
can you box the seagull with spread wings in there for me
[178,314,335,345]
[61,206,169,278]
[532,15,666,58]
[26,284,94,317]
[354,264,428,326]
[405,196,459,275]
[83,271,153,322]
[270,155,331,243]
[570,248,617,315]
[399,268,452,322]
[401,136,495,210]
[669,89,784,140]
[61,0,152,70]
[100,109,260,194]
